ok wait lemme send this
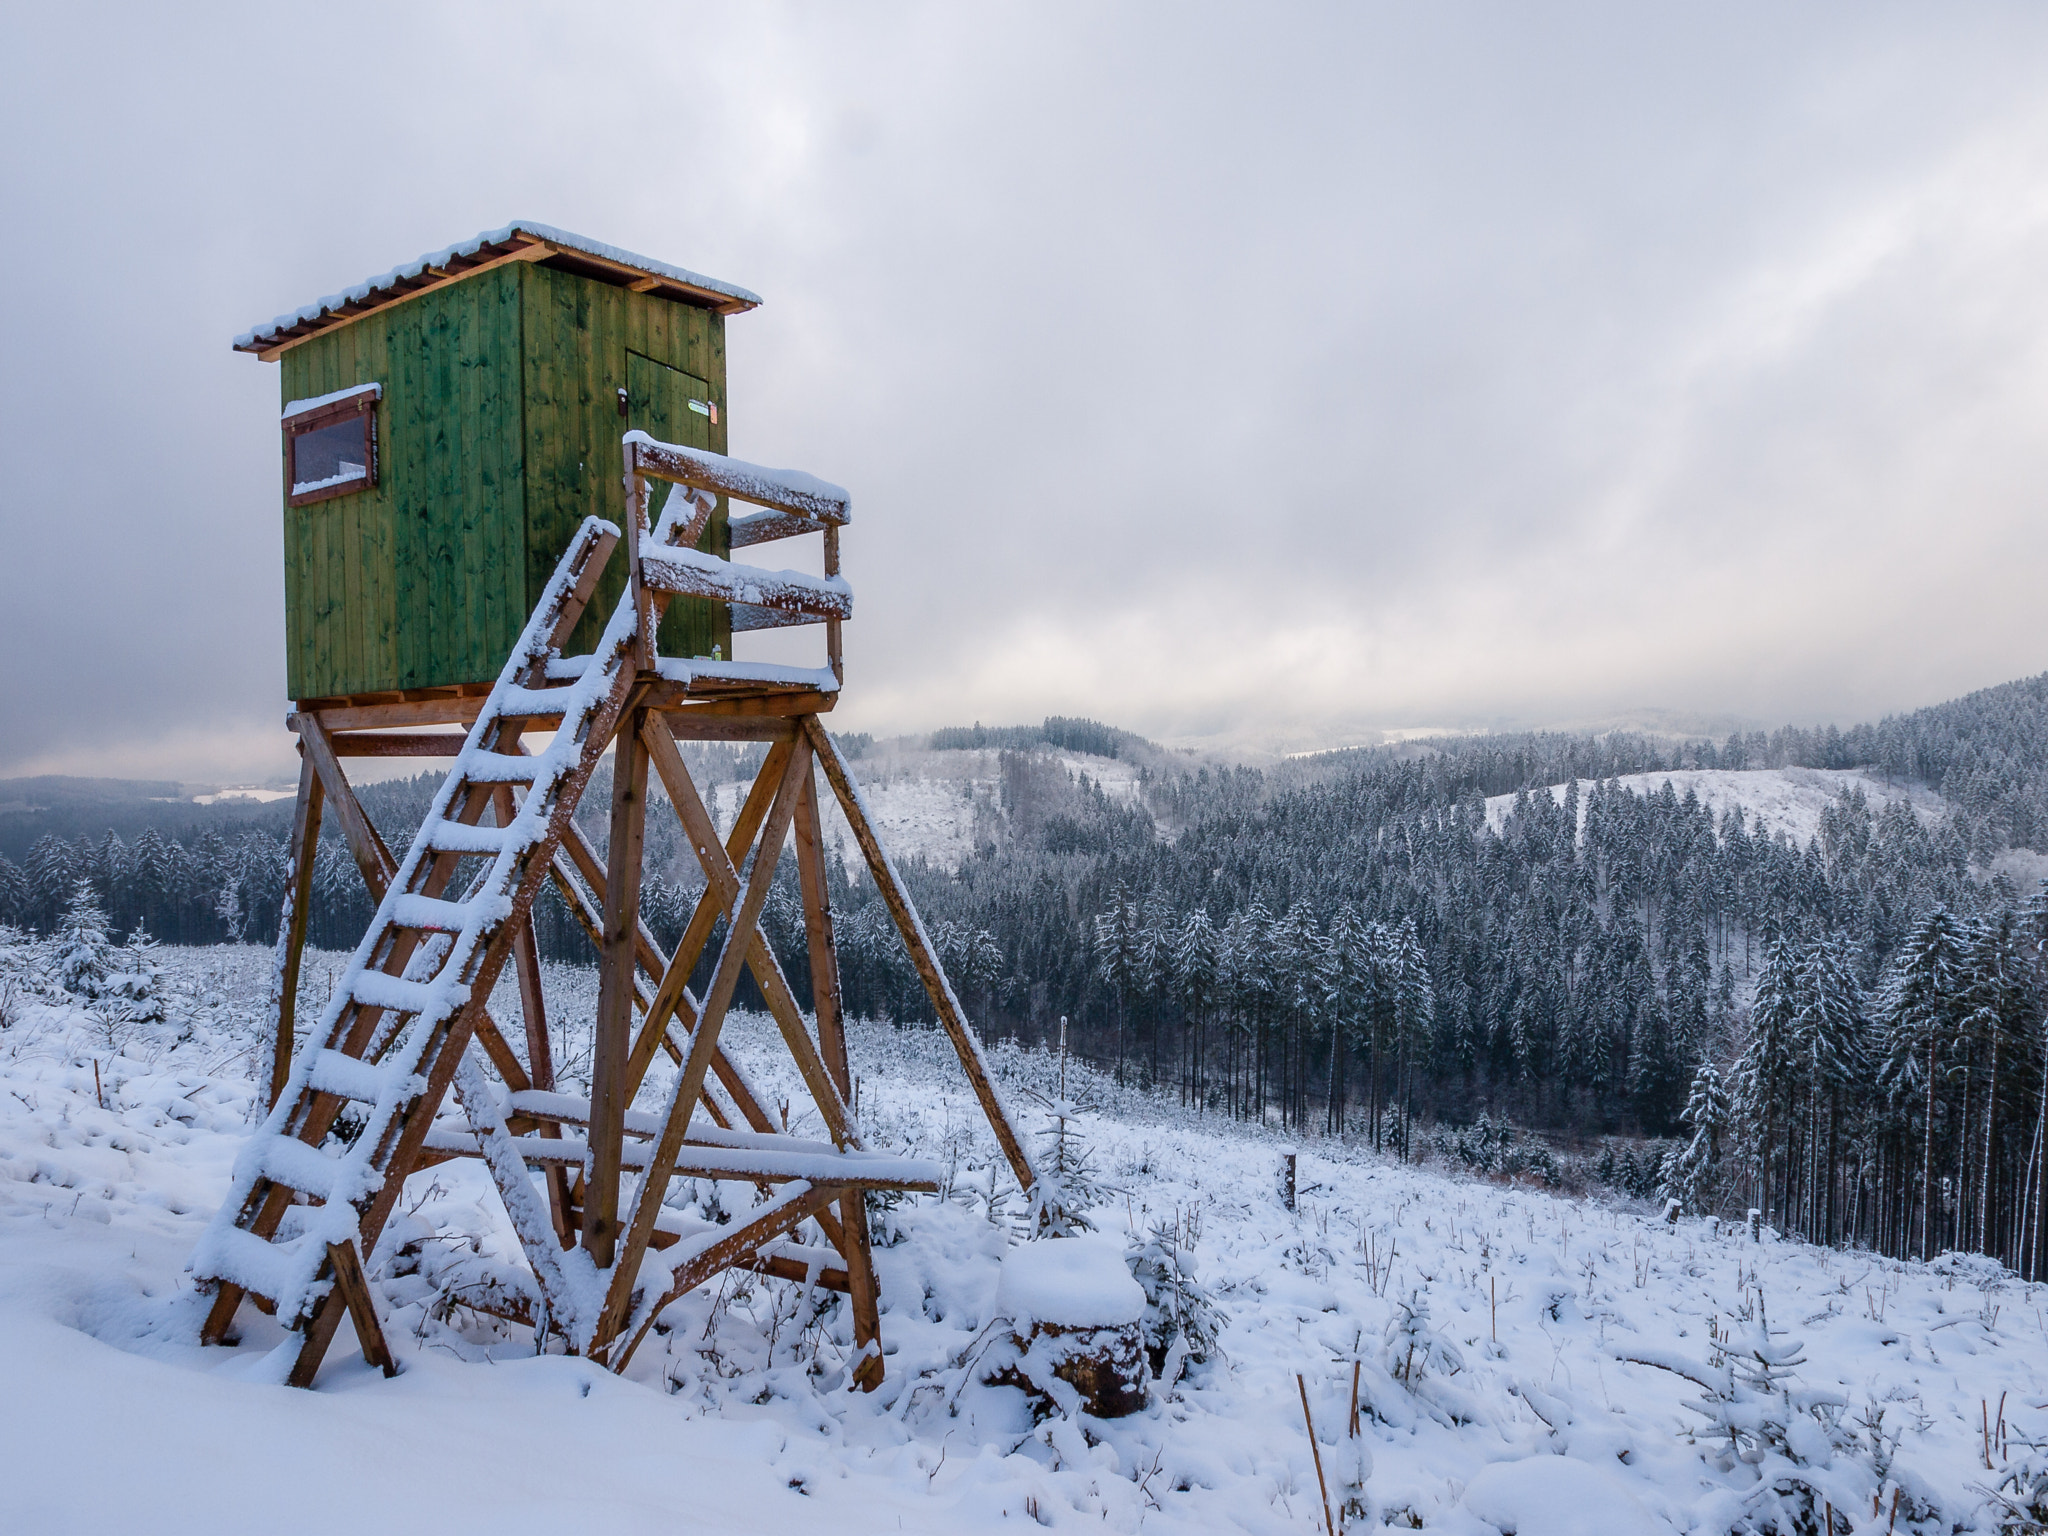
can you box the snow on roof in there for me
[234,222,761,355]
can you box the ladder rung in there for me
[638,546,852,619]
[349,970,459,1015]
[304,1049,413,1105]
[463,753,544,784]
[424,818,510,854]
[497,685,572,717]
[389,893,473,933]
[193,1224,317,1304]
[253,1135,352,1202]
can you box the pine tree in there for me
[25,835,76,933]
[1171,908,1219,1110]
[0,856,28,928]
[53,879,115,1000]
[104,922,166,1026]
[1319,905,1372,1133]
[1662,1059,1732,1215]
[1732,933,1800,1228]
[1877,906,1974,1259]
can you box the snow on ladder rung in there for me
[253,1134,354,1203]
[192,1223,317,1303]
[423,819,510,854]
[348,970,460,1015]
[388,893,473,933]
[496,685,573,717]
[463,753,545,784]
[304,1049,413,1105]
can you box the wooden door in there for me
[626,352,729,661]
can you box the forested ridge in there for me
[4,672,2046,1272]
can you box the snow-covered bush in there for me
[101,924,166,1026]
[1687,1309,1871,1534]
[1123,1212,1226,1385]
[1020,1052,1108,1237]
[1978,1440,2048,1534]
[1384,1287,1462,1385]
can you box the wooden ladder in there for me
[190,514,632,1384]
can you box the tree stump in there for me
[989,1235,1148,1418]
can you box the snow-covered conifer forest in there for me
[3,675,2047,1533]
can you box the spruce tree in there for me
[53,879,115,1000]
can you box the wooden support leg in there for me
[588,708,650,1270]
[804,717,1038,1196]
[267,750,324,1110]
[838,1189,883,1391]
[792,751,849,1100]
[296,712,397,893]
[323,1239,397,1378]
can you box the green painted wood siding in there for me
[519,263,729,663]
[278,263,525,700]
[276,260,731,700]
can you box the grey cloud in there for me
[3,3,2045,778]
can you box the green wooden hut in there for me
[237,223,761,705]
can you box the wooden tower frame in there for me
[193,432,1037,1388]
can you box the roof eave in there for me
[234,224,759,358]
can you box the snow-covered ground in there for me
[1485,768,1948,847]
[3,943,2038,1534]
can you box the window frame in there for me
[283,383,381,508]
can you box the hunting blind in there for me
[195,223,1036,1388]
[246,223,753,703]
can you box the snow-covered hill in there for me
[3,942,2038,1534]
[707,742,1148,873]
[1485,767,1947,847]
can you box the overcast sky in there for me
[4,3,2047,782]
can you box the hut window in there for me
[283,383,381,506]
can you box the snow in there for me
[236,223,761,349]
[1485,767,1948,846]
[623,429,852,524]
[289,465,367,497]
[191,787,297,805]
[1461,1456,1677,1536]
[653,656,841,693]
[637,542,852,610]
[2,939,2040,1534]
[281,382,382,420]
[998,1235,1145,1329]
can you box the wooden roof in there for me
[234,223,761,359]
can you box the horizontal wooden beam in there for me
[638,549,851,620]
[641,713,800,742]
[627,437,851,525]
[731,604,824,633]
[643,686,839,718]
[324,732,472,757]
[729,509,828,548]
[295,696,488,732]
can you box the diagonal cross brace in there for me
[638,716,854,1145]
[592,745,814,1354]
